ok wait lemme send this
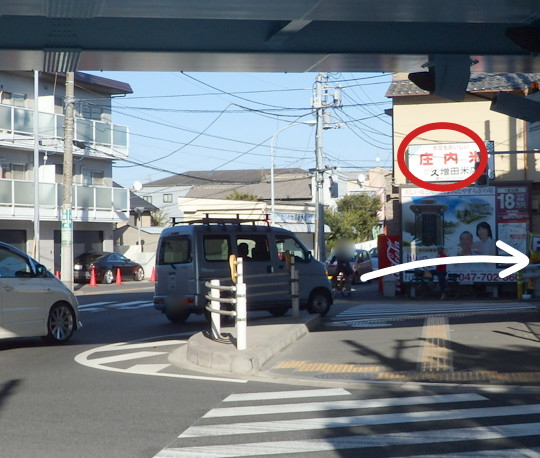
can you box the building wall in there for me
[392,94,533,185]
[0,71,113,119]
[137,185,191,222]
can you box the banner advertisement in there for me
[400,184,529,284]
[406,141,494,183]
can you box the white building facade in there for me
[0,71,132,272]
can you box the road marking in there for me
[88,351,167,365]
[202,393,486,418]
[158,423,540,457]
[333,303,537,321]
[223,388,350,402]
[125,364,172,374]
[181,403,540,438]
[74,336,247,384]
[397,448,540,457]
[78,300,153,312]
[420,315,452,372]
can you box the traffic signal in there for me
[408,55,472,102]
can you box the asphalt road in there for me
[1,281,540,457]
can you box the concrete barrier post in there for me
[236,257,247,350]
[290,256,299,317]
[210,279,221,340]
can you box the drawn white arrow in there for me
[360,240,529,282]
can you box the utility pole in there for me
[312,73,344,262]
[60,72,75,290]
[33,70,40,260]
[314,73,326,262]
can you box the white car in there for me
[0,241,81,343]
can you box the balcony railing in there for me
[0,179,130,223]
[0,104,129,158]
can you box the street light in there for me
[270,120,316,223]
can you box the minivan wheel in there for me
[43,303,75,344]
[102,269,114,284]
[269,306,289,317]
[165,310,190,324]
[307,289,331,316]
[133,267,144,281]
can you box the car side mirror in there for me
[36,264,48,277]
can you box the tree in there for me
[324,194,381,249]
[225,190,259,201]
[151,209,169,227]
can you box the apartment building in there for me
[0,71,132,272]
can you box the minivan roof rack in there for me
[171,214,271,227]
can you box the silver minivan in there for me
[0,241,81,343]
[153,222,333,323]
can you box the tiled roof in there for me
[386,72,540,97]
[185,176,312,201]
[143,168,307,187]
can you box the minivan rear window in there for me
[203,235,230,261]
[158,235,191,264]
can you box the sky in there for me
[86,71,393,189]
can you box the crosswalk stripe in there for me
[202,393,486,418]
[181,403,540,438]
[159,422,540,457]
[397,448,540,457]
[335,303,537,317]
[79,301,111,309]
[79,300,152,310]
[223,388,350,402]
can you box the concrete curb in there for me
[185,314,321,375]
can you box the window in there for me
[75,101,104,121]
[275,235,309,262]
[143,195,152,204]
[163,193,173,203]
[0,246,32,278]
[1,91,26,108]
[92,171,104,186]
[54,96,64,114]
[237,235,270,261]
[158,235,191,264]
[1,163,27,180]
[203,235,230,261]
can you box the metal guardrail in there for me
[204,253,300,351]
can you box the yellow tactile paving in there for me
[420,316,452,372]
[273,360,540,384]
[274,361,384,373]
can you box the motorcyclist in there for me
[330,241,354,295]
